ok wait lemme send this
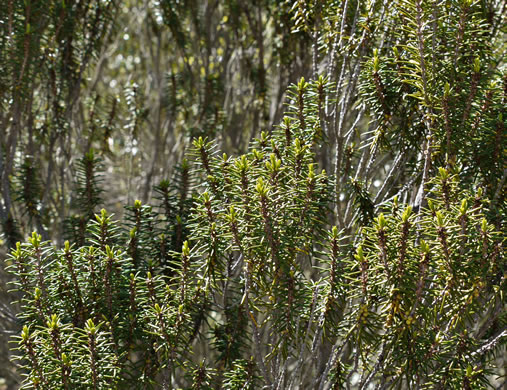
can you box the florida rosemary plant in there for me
[2,0,505,388]
[7,94,505,387]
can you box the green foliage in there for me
[1,0,506,388]
[14,156,45,234]
[64,150,104,246]
[7,125,505,389]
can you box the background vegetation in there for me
[0,0,505,388]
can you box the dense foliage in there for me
[0,0,505,388]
